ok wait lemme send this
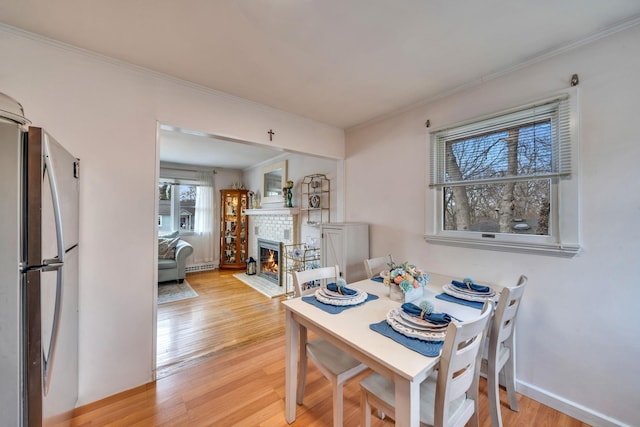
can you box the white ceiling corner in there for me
[2,0,640,167]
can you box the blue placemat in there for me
[369,321,444,357]
[302,293,379,314]
[436,293,484,310]
[370,276,384,283]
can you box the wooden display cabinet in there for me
[220,189,249,269]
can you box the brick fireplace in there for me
[245,208,299,286]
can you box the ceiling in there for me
[2,1,640,167]
[158,125,287,169]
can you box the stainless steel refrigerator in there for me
[0,93,79,426]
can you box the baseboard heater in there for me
[185,263,216,272]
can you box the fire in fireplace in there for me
[257,239,281,285]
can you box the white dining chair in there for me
[364,255,392,279]
[484,274,528,427]
[292,265,369,427]
[359,300,494,427]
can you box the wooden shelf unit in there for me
[282,243,321,296]
[299,174,330,226]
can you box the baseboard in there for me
[516,380,630,427]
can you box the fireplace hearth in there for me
[257,238,281,285]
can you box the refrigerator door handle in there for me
[43,137,66,263]
[43,256,62,265]
[41,137,66,396]
[42,265,64,395]
[42,263,64,272]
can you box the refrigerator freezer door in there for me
[24,127,79,426]
[42,132,80,259]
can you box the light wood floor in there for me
[70,269,590,426]
[156,269,285,378]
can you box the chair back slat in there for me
[364,255,392,279]
[493,275,528,346]
[436,300,493,424]
[292,265,340,297]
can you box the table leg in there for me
[285,310,300,424]
[394,375,421,427]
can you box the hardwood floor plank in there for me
[69,269,590,426]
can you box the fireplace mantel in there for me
[245,208,299,216]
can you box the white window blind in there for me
[430,93,571,188]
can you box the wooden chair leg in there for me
[296,339,307,405]
[488,362,503,427]
[503,355,519,411]
[361,389,371,427]
[296,361,307,405]
[332,380,343,427]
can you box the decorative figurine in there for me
[285,180,294,208]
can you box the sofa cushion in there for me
[158,237,180,259]
[158,258,178,270]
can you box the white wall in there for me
[0,26,344,405]
[243,151,341,246]
[345,25,640,426]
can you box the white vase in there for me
[389,285,423,303]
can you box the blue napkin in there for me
[401,302,452,325]
[326,280,357,295]
[370,276,384,283]
[436,293,484,310]
[451,279,490,293]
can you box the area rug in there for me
[233,273,286,298]
[158,280,198,304]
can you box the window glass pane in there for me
[443,179,550,235]
[177,184,196,231]
[446,121,552,183]
[158,183,172,233]
[157,183,198,232]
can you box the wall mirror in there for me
[262,160,287,204]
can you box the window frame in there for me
[158,180,198,236]
[425,87,581,257]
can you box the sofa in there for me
[158,237,194,283]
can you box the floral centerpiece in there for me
[383,261,430,302]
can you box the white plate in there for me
[309,194,321,208]
[443,284,497,302]
[320,287,360,300]
[315,288,368,306]
[447,283,495,296]
[386,309,446,341]
[397,310,449,331]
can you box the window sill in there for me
[424,234,580,258]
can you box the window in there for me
[158,182,197,234]
[426,87,580,257]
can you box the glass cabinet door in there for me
[220,189,249,268]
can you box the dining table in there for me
[282,272,498,427]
